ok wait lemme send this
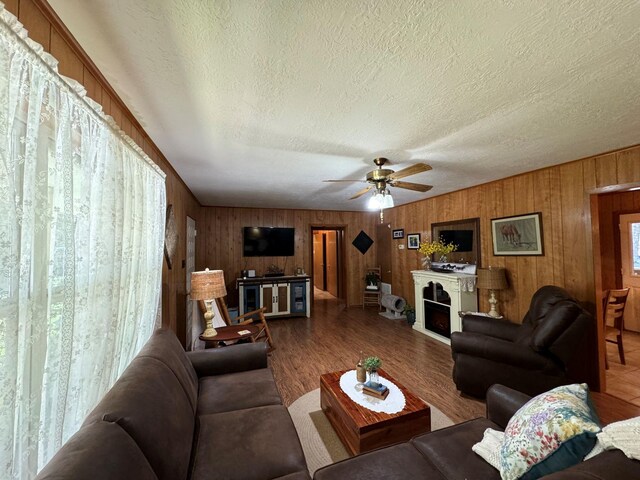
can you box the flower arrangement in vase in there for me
[417,237,457,269]
[363,356,382,386]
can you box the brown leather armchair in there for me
[450,285,592,398]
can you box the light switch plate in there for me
[398,244,405,250]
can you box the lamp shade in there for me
[476,267,508,290]
[382,192,394,208]
[190,269,227,300]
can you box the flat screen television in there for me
[243,227,295,257]
[439,230,473,252]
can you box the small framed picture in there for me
[491,212,544,256]
[407,233,421,250]
[392,228,404,239]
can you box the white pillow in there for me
[472,428,504,470]
[585,416,640,461]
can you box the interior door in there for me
[620,213,640,332]
[313,231,324,289]
[377,223,392,285]
[325,230,338,297]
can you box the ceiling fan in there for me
[324,157,433,201]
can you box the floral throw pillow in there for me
[499,383,601,480]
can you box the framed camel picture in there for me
[491,213,543,256]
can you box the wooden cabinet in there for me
[238,276,310,318]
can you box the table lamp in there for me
[190,269,227,338]
[476,267,508,318]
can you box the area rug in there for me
[288,388,455,475]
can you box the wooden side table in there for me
[199,324,259,348]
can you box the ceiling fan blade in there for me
[391,181,433,192]
[350,185,373,199]
[323,179,365,183]
[387,163,432,180]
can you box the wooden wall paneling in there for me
[205,207,214,269]
[17,0,50,50]
[4,0,19,18]
[201,207,377,307]
[479,182,499,269]
[82,68,99,104]
[595,153,618,188]
[559,162,589,300]
[616,149,640,184]
[582,157,597,191]
[533,169,555,289]
[548,168,566,288]
[580,160,600,391]
[450,189,466,221]
[120,114,132,138]
[94,84,106,114]
[101,91,112,117]
[498,178,519,319]
[110,102,123,133]
[462,186,482,231]
[50,29,82,83]
[581,159,597,308]
[514,173,537,319]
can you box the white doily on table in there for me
[339,370,406,414]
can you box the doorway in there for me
[185,216,199,350]
[376,223,392,285]
[592,191,640,406]
[620,213,640,332]
[310,226,346,301]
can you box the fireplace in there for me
[423,282,451,338]
[411,269,478,345]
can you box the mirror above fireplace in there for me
[431,217,480,267]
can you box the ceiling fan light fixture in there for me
[368,189,394,211]
[382,190,394,208]
[368,192,383,210]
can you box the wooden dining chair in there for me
[603,288,630,369]
[236,307,275,352]
[363,266,382,310]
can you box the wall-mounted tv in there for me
[243,227,295,257]
[439,230,474,252]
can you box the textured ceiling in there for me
[49,0,640,210]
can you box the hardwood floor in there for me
[605,330,640,407]
[267,293,485,423]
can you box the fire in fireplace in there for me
[423,282,451,338]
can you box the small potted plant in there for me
[363,356,382,387]
[403,304,416,326]
[365,271,380,290]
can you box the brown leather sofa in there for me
[313,384,640,480]
[35,329,310,480]
[450,285,592,398]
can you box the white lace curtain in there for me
[0,5,166,479]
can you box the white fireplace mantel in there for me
[411,270,478,345]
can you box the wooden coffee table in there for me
[320,368,431,455]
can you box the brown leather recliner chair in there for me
[451,285,592,398]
